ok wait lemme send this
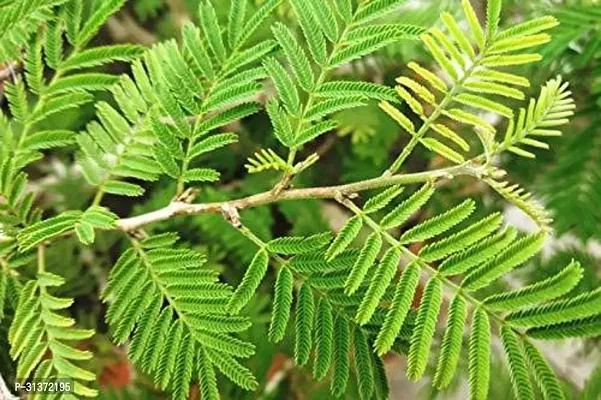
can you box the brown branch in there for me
[116,162,483,232]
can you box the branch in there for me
[116,162,482,231]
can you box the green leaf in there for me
[272,22,314,92]
[75,222,95,244]
[472,69,530,87]
[208,349,258,391]
[313,299,334,379]
[17,212,81,251]
[294,283,315,365]
[44,18,63,69]
[306,0,338,42]
[374,262,420,355]
[421,33,458,82]
[104,181,145,197]
[505,287,601,328]
[355,0,408,24]
[29,91,93,125]
[45,73,119,95]
[484,260,583,312]
[344,232,382,295]
[268,267,293,343]
[500,326,534,400]
[198,1,226,63]
[315,80,398,103]
[63,0,83,45]
[263,57,300,115]
[496,16,558,40]
[306,96,367,121]
[196,103,259,135]
[441,12,475,59]
[463,232,546,291]
[353,328,374,400]
[522,340,565,400]
[77,0,125,47]
[464,81,525,100]
[59,44,143,71]
[267,232,331,255]
[455,93,513,118]
[438,227,517,276]
[22,130,76,150]
[197,346,219,400]
[330,315,350,396]
[228,249,269,314]
[486,0,502,39]
[363,185,404,214]
[420,138,465,164]
[189,133,238,160]
[25,33,44,93]
[380,183,434,230]
[227,40,277,75]
[527,315,601,340]
[333,0,352,22]
[329,29,408,68]
[237,0,281,49]
[407,61,448,92]
[326,215,363,261]
[462,0,485,50]
[433,295,468,389]
[419,213,503,261]
[265,99,294,147]
[227,0,246,48]
[5,78,29,124]
[407,277,443,380]
[400,199,475,244]
[294,120,338,147]
[154,144,180,178]
[468,308,490,400]
[291,0,327,65]
[182,23,215,80]
[182,168,220,183]
[356,247,401,325]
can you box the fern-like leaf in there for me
[313,298,334,379]
[326,215,363,261]
[484,260,582,311]
[374,262,420,355]
[462,232,546,291]
[356,247,401,325]
[228,249,269,314]
[522,340,565,400]
[407,277,442,381]
[468,308,490,400]
[294,283,315,365]
[269,267,293,343]
[505,287,601,328]
[433,295,468,389]
[500,326,534,400]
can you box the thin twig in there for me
[116,162,481,231]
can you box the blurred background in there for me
[1,0,600,398]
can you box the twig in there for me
[116,162,480,231]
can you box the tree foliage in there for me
[0,0,599,399]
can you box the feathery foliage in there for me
[2,0,600,398]
[102,233,257,398]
